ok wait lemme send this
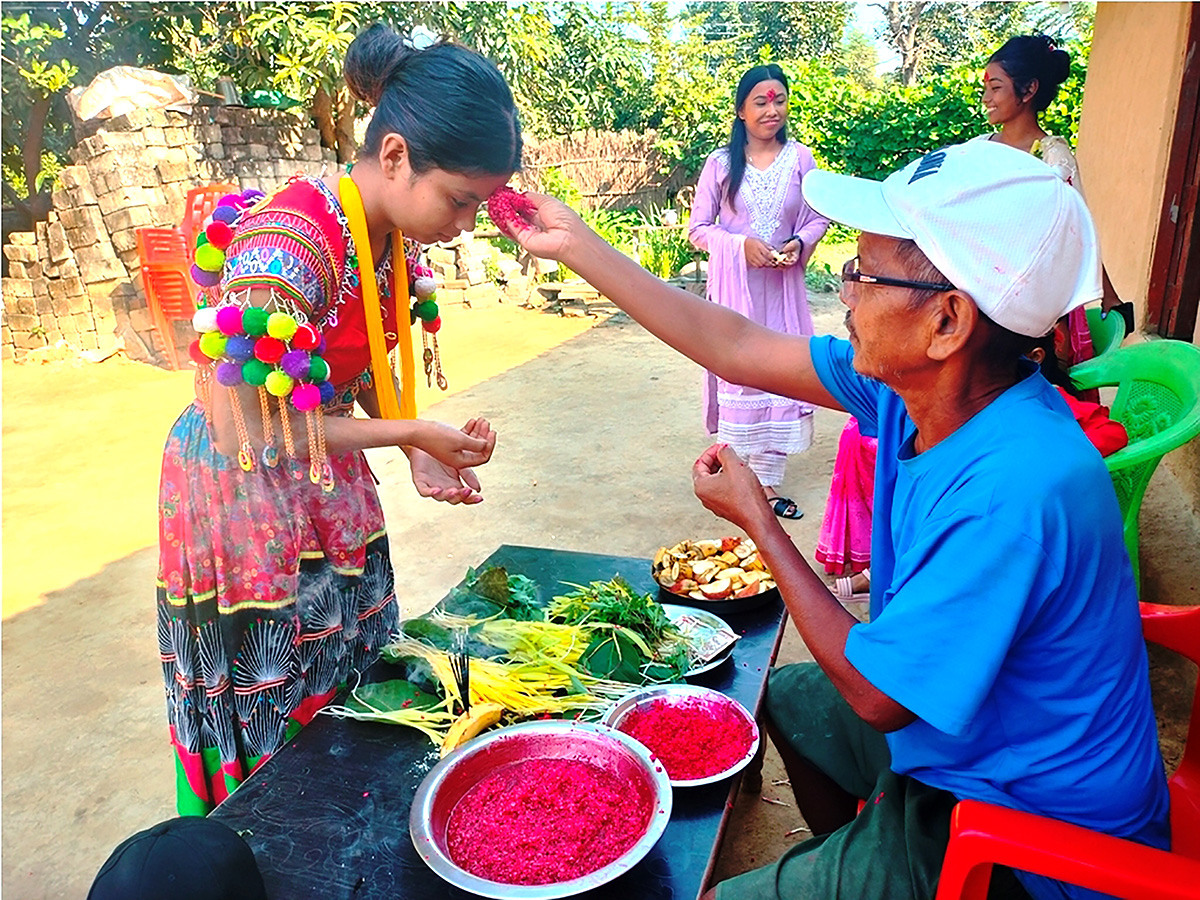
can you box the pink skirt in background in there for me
[815,417,877,575]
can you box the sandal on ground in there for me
[834,569,870,601]
[768,496,803,520]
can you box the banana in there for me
[440,702,505,757]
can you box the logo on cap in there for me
[908,150,946,184]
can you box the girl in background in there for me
[688,64,829,519]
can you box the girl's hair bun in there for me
[344,23,415,108]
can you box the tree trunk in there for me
[23,93,53,221]
[878,0,928,87]
[311,86,336,151]
[334,89,356,164]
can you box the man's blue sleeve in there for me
[844,514,1056,736]
[809,335,884,436]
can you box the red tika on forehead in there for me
[765,89,778,102]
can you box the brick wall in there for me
[1,104,336,362]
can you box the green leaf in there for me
[346,679,440,715]
[580,629,648,683]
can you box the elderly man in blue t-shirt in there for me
[513,139,1169,900]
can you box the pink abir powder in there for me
[446,757,654,885]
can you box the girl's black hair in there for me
[988,34,1071,113]
[344,23,522,175]
[724,64,789,209]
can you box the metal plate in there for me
[660,604,736,677]
[410,721,673,899]
[602,684,761,788]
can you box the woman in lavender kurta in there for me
[688,64,829,518]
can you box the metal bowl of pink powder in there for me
[603,684,761,788]
[410,720,672,898]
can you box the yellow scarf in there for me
[339,174,417,420]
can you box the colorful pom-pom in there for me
[215,305,243,336]
[264,369,294,397]
[254,336,286,364]
[291,323,320,351]
[307,356,330,382]
[413,276,437,299]
[199,331,228,359]
[241,307,269,336]
[192,306,219,333]
[280,349,311,380]
[215,361,243,386]
[291,382,321,412]
[416,300,439,322]
[242,188,266,203]
[216,194,242,209]
[242,358,271,386]
[194,243,225,273]
[195,232,209,248]
[423,315,443,334]
[211,206,239,225]
[318,380,336,404]
[226,334,255,362]
[266,312,298,341]
[188,339,209,366]
[205,221,233,251]
[191,264,221,288]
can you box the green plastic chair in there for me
[1070,340,1200,589]
[1084,306,1126,356]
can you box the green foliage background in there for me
[1,0,1092,232]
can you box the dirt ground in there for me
[2,289,1197,900]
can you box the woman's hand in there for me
[408,447,483,505]
[691,444,772,532]
[744,238,777,268]
[776,237,802,267]
[508,192,590,263]
[410,417,497,471]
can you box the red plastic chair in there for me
[936,602,1200,900]
[135,226,190,267]
[135,226,198,369]
[141,264,197,370]
[182,182,239,248]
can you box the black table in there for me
[212,545,788,900]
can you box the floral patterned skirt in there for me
[157,403,397,814]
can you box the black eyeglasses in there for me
[841,257,956,293]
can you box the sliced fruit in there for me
[700,577,733,600]
[441,702,504,757]
[718,551,740,565]
[722,566,747,585]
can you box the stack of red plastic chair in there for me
[135,226,194,369]
[936,601,1200,900]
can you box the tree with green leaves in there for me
[688,1,852,62]
[875,1,1095,87]
[1,11,77,220]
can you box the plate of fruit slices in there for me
[652,537,780,615]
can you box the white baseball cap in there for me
[802,140,1102,337]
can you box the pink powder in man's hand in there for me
[486,186,538,238]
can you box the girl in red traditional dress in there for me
[157,24,521,813]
